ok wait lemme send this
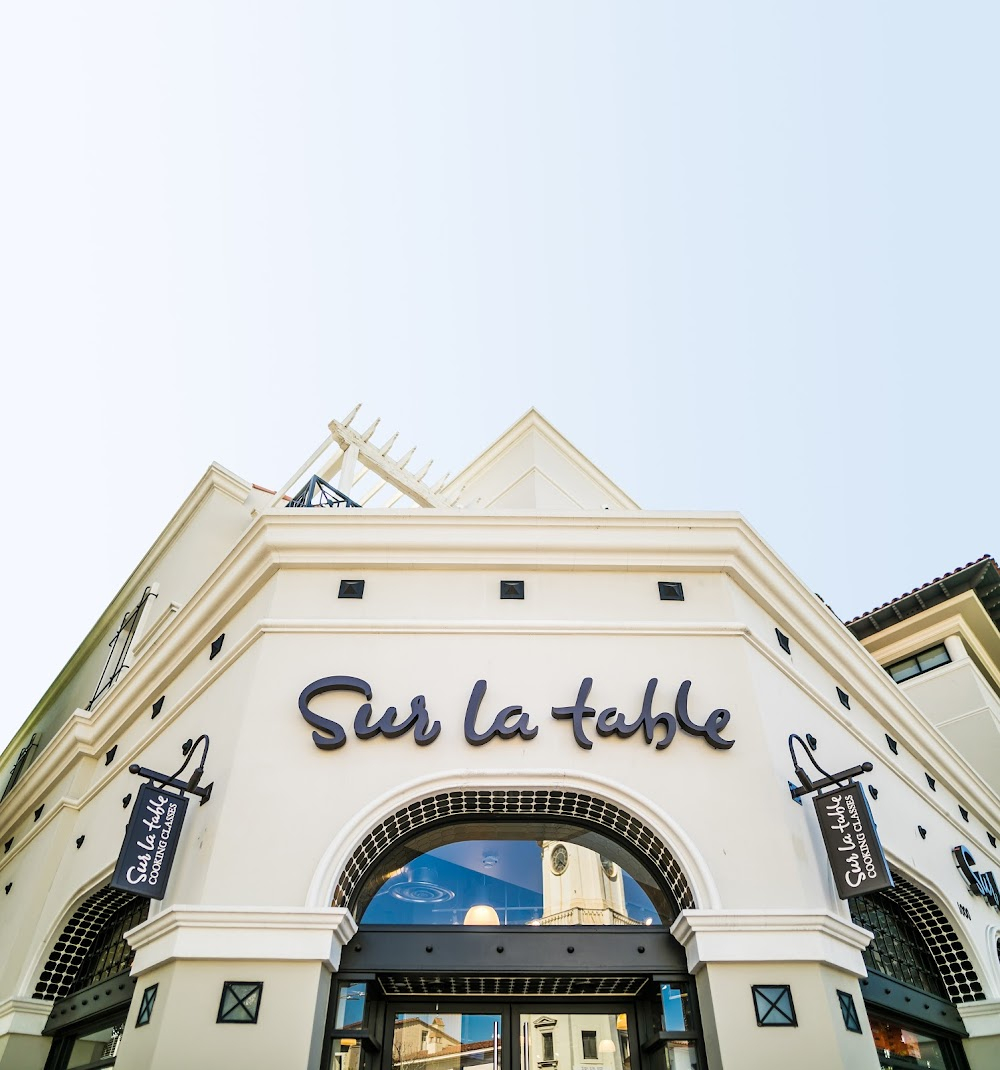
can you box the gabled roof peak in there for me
[442,407,639,510]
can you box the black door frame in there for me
[380,999,643,1070]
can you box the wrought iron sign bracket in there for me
[787,733,872,799]
[128,734,214,806]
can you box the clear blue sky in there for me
[1,3,997,748]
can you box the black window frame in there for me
[886,644,951,684]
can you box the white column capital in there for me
[0,998,51,1039]
[957,998,1000,1037]
[669,909,872,976]
[125,906,358,975]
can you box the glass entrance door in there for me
[324,985,702,1070]
[389,1009,503,1070]
[381,1005,640,1070]
[519,1010,631,1070]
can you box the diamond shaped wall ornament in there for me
[338,580,365,599]
[836,687,850,709]
[151,696,165,718]
[752,985,797,1027]
[657,581,684,601]
[885,735,899,755]
[837,990,862,1033]
[775,629,791,655]
[218,981,263,1023]
[209,634,225,660]
[500,580,524,600]
[136,983,158,1027]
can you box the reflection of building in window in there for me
[331,1038,362,1070]
[540,842,636,926]
[392,1014,497,1070]
[581,1031,598,1060]
[541,1032,554,1062]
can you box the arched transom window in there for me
[355,820,676,927]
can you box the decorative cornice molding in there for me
[0,997,51,1038]
[125,906,358,975]
[669,910,872,976]
[1,464,253,772]
[6,511,1000,847]
[957,998,1000,1036]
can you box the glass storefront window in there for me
[355,822,673,926]
[868,1014,952,1069]
[336,982,368,1030]
[64,1021,124,1069]
[659,985,694,1033]
[328,1037,364,1070]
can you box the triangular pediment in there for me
[443,409,638,510]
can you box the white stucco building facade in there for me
[2,408,999,1070]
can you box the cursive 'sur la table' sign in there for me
[813,782,893,899]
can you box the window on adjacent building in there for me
[886,644,951,684]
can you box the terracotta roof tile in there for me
[847,554,996,624]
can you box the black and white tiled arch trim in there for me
[331,788,695,913]
[32,885,145,1002]
[886,870,984,1003]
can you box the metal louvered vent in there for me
[379,975,646,997]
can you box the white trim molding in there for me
[957,998,1000,1037]
[125,907,358,976]
[0,999,50,1040]
[670,910,872,976]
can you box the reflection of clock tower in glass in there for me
[539,842,631,925]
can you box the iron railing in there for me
[86,586,156,710]
[1,732,39,802]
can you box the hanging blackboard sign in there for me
[110,783,188,900]
[813,782,893,899]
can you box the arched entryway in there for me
[30,885,148,1070]
[850,868,984,1069]
[319,785,704,1070]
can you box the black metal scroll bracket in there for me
[787,733,872,800]
[128,734,214,806]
